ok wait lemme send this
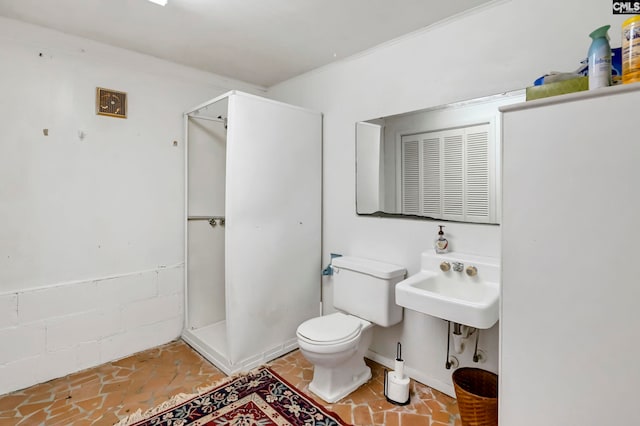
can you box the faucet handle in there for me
[466,266,478,277]
[440,261,451,272]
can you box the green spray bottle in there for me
[588,25,612,90]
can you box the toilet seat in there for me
[297,313,365,345]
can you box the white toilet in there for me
[296,256,406,403]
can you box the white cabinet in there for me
[500,85,640,425]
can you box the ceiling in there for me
[0,0,493,87]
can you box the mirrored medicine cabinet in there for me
[355,89,525,225]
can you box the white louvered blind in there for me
[422,137,441,217]
[443,132,464,219]
[400,123,494,222]
[401,137,420,215]
[466,128,490,220]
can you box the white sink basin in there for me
[395,251,499,329]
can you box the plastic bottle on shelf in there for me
[588,25,612,90]
[622,15,640,84]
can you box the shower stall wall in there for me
[182,91,322,375]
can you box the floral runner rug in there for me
[114,367,350,426]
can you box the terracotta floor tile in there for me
[20,394,50,406]
[71,380,102,402]
[372,410,385,425]
[432,409,453,423]
[328,403,353,424]
[352,404,373,425]
[0,394,27,412]
[415,400,435,415]
[368,397,397,413]
[70,420,97,426]
[16,400,50,417]
[385,411,401,426]
[100,379,131,395]
[425,398,444,412]
[301,368,313,382]
[343,387,374,405]
[0,339,460,425]
[400,412,432,426]
[93,411,121,425]
[75,395,105,412]
[101,390,125,410]
[16,408,47,425]
[164,386,191,398]
[22,382,52,396]
[85,407,107,421]
[47,407,86,426]
[0,416,18,426]
[69,370,100,386]
[111,357,138,370]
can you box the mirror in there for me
[356,90,525,224]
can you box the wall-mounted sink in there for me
[395,251,499,329]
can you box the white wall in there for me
[0,17,262,395]
[268,0,628,395]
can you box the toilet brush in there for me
[384,342,410,405]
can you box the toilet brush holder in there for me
[384,369,410,405]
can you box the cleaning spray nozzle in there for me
[589,25,611,41]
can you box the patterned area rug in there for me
[114,367,350,426]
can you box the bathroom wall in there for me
[0,17,263,395]
[268,0,628,395]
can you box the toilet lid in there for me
[297,313,362,344]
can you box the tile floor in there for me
[270,349,461,426]
[0,340,461,425]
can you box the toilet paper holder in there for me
[384,342,411,405]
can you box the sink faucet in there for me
[452,262,464,272]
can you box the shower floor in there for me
[183,320,298,376]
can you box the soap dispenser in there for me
[435,225,449,254]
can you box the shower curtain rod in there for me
[188,215,225,227]
[188,215,225,220]
[188,115,226,123]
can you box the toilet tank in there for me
[331,256,406,327]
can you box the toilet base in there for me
[307,356,372,403]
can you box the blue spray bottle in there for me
[588,25,612,90]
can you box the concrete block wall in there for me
[0,265,184,395]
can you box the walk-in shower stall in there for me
[182,91,322,374]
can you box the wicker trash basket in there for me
[452,367,498,426]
